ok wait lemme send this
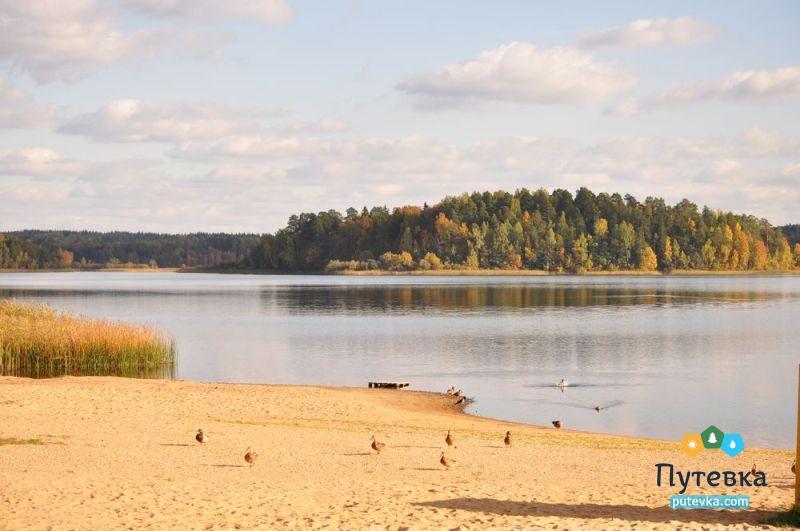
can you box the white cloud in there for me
[280,119,350,134]
[657,67,800,103]
[605,97,640,117]
[579,17,719,49]
[60,99,349,144]
[0,0,269,82]
[0,77,56,128]
[172,135,472,178]
[123,0,293,25]
[174,129,790,169]
[781,162,800,177]
[0,0,164,82]
[175,135,312,158]
[161,128,800,223]
[4,129,800,231]
[59,99,263,142]
[618,67,800,114]
[774,162,800,187]
[739,127,800,157]
[397,42,637,109]
[0,148,85,178]
[694,158,744,184]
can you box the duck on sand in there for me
[370,434,386,454]
[0,376,794,530]
[244,447,258,467]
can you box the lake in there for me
[1,272,798,449]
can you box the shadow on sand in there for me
[412,498,776,525]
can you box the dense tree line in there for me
[2,192,796,273]
[248,188,800,273]
[780,224,800,247]
[0,231,258,270]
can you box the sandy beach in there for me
[0,377,795,530]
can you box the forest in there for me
[0,231,258,270]
[2,189,798,273]
[247,188,800,273]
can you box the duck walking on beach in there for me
[454,389,463,398]
[195,429,208,444]
[504,431,512,447]
[751,463,757,476]
[371,435,386,454]
[455,396,466,405]
[792,461,796,475]
[552,420,562,429]
[445,429,454,447]
[440,452,457,470]
[446,386,455,395]
[244,447,258,467]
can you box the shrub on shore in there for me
[0,300,175,378]
[324,259,380,272]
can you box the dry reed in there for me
[0,300,175,378]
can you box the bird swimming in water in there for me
[440,452,457,470]
[244,447,258,467]
[552,420,562,429]
[594,405,602,412]
[370,435,386,454]
[504,431,512,447]
[446,386,455,395]
[445,429,454,447]
[195,429,208,444]
[557,379,568,388]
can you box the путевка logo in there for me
[658,425,767,506]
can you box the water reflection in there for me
[517,398,625,411]
[266,285,783,314]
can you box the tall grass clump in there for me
[0,300,175,378]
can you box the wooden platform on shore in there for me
[368,381,410,389]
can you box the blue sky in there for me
[1,0,799,232]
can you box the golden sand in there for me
[0,377,794,529]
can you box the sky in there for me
[1,0,799,233]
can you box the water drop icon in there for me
[721,433,744,457]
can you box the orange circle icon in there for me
[681,433,704,457]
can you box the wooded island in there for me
[2,188,799,273]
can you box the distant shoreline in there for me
[0,267,181,273]
[2,267,798,277]
[327,268,800,277]
[179,267,800,277]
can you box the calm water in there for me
[1,272,798,449]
